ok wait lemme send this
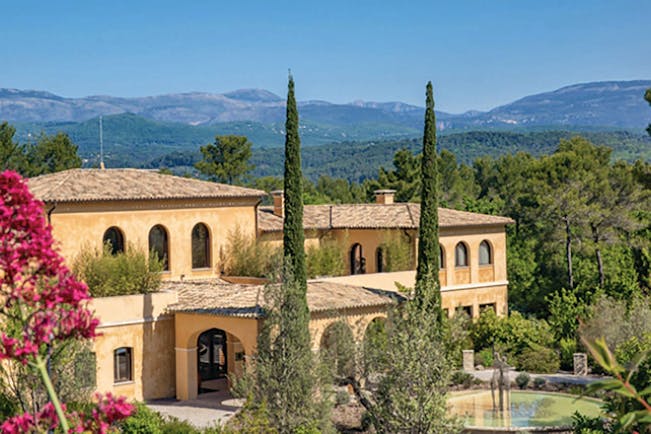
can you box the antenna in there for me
[99,115,105,169]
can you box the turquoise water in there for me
[448,390,603,427]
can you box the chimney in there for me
[374,189,396,205]
[271,190,284,217]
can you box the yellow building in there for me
[27,168,513,402]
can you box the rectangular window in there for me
[114,347,132,383]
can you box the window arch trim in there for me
[439,244,445,269]
[455,242,469,268]
[479,240,493,266]
[148,224,170,271]
[191,222,211,269]
[103,226,125,255]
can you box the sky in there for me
[1,0,649,113]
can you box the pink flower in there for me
[0,171,132,433]
[0,171,98,364]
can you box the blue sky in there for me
[1,0,649,113]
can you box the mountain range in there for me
[2,80,650,131]
[1,80,650,171]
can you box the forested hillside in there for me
[145,130,651,182]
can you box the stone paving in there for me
[146,380,243,429]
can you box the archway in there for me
[197,328,227,393]
[363,317,388,374]
[320,321,355,379]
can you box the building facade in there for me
[26,169,512,401]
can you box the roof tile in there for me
[258,203,513,232]
[166,279,401,317]
[28,169,266,203]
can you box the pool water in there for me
[448,390,603,427]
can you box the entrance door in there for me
[198,329,227,391]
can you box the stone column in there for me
[462,349,475,372]
[175,346,198,400]
[573,353,588,376]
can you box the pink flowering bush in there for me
[0,171,133,432]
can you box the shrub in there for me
[559,337,577,371]
[472,309,557,373]
[119,403,205,434]
[0,392,17,421]
[533,377,547,389]
[515,345,560,373]
[306,236,346,278]
[360,411,373,431]
[443,313,473,368]
[120,403,163,434]
[222,227,281,278]
[581,296,651,351]
[470,308,504,351]
[515,372,530,389]
[335,390,350,407]
[450,371,474,388]
[477,348,494,367]
[73,243,163,297]
[160,418,201,434]
[380,230,413,272]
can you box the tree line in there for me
[0,122,81,176]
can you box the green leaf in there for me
[638,385,651,397]
[619,412,637,430]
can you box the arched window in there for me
[376,247,385,273]
[149,225,169,271]
[479,240,492,265]
[350,243,365,275]
[455,242,468,267]
[103,227,124,255]
[114,347,132,383]
[192,223,211,269]
[439,245,445,269]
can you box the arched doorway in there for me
[350,243,365,275]
[376,247,385,273]
[197,328,227,393]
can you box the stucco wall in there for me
[90,291,178,400]
[49,198,259,280]
[319,269,508,319]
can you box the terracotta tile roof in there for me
[165,279,402,318]
[27,169,266,203]
[258,203,513,232]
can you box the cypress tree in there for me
[283,74,307,286]
[415,81,443,321]
[247,74,328,432]
[645,88,651,136]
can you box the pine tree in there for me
[415,81,443,321]
[195,135,253,185]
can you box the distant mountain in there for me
[463,80,651,129]
[3,80,649,132]
[0,87,437,128]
